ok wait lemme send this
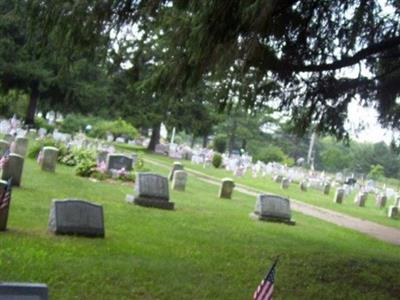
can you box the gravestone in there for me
[3,134,14,143]
[168,162,184,181]
[106,154,133,171]
[218,178,235,199]
[1,153,24,186]
[11,137,28,157]
[0,180,11,231]
[281,178,290,189]
[172,170,188,191]
[355,192,368,207]
[395,197,400,207]
[0,140,10,156]
[250,194,295,225]
[333,188,345,204]
[97,150,109,164]
[40,147,59,172]
[323,182,331,195]
[299,181,307,192]
[273,175,283,183]
[375,194,387,209]
[388,206,398,219]
[0,283,49,300]
[48,199,105,237]
[126,173,174,210]
[131,153,138,165]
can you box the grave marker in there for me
[11,137,28,157]
[250,194,295,225]
[172,170,187,191]
[375,194,387,209]
[106,154,133,171]
[218,178,235,199]
[48,200,105,237]
[40,147,59,172]
[333,188,345,204]
[126,173,174,210]
[1,153,24,186]
[168,162,184,181]
[0,283,49,300]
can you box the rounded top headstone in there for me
[43,146,59,152]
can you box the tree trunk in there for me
[25,80,39,126]
[241,139,247,152]
[228,118,238,155]
[202,134,208,148]
[190,134,196,148]
[147,122,161,151]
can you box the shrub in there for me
[91,118,139,140]
[254,146,289,164]
[213,135,227,153]
[75,153,97,177]
[368,164,385,180]
[34,117,55,133]
[118,172,136,182]
[59,114,102,134]
[28,137,68,160]
[212,153,223,168]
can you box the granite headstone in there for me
[218,178,235,199]
[40,147,59,172]
[0,283,49,300]
[172,170,187,191]
[251,194,295,224]
[1,153,24,186]
[106,154,133,171]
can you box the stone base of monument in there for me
[127,194,174,210]
[249,212,296,225]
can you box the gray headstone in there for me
[128,173,174,210]
[355,192,368,207]
[48,200,105,237]
[388,205,398,219]
[3,134,14,143]
[40,147,59,172]
[168,162,184,181]
[251,194,295,224]
[323,183,331,195]
[333,188,345,204]
[0,283,48,300]
[375,194,387,209]
[106,154,133,171]
[218,178,234,199]
[273,175,283,183]
[299,181,307,191]
[0,180,10,231]
[1,153,24,186]
[172,170,187,191]
[11,137,28,157]
[97,150,109,164]
[0,140,10,156]
[281,178,290,189]
[394,197,400,207]
[131,153,138,165]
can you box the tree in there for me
[34,0,400,139]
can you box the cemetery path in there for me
[145,158,400,246]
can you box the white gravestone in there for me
[172,170,188,191]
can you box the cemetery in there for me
[1,1,400,299]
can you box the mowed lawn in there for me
[139,151,400,230]
[1,157,399,299]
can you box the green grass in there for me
[138,151,400,229]
[0,156,399,299]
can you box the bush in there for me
[59,114,102,134]
[213,135,227,153]
[212,153,223,168]
[254,145,289,164]
[34,117,55,133]
[90,118,139,140]
[75,151,97,177]
[28,137,68,160]
[368,164,385,180]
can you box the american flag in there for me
[253,259,278,300]
[0,149,10,169]
[0,178,12,210]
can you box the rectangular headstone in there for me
[127,173,174,210]
[0,180,11,231]
[0,283,48,300]
[251,194,295,224]
[106,154,133,171]
[48,200,105,237]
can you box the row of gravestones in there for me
[273,175,399,219]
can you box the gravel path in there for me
[145,158,400,246]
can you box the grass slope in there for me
[139,151,400,229]
[0,158,399,299]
